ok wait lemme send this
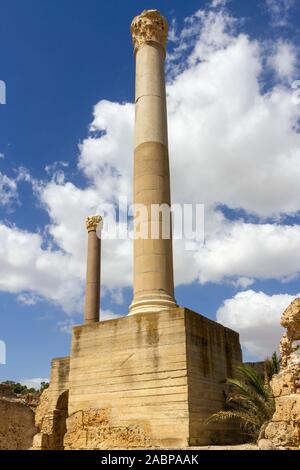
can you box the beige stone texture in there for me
[58,308,243,449]
[135,95,168,148]
[32,357,70,450]
[258,439,275,450]
[135,43,165,98]
[0,397,37,450]
[64,409,150,450]
[130,142,176,315]
[265,298,300,449]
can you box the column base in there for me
[128,293,178,315]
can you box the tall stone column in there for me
[84,215,102,324]
[129,10,177,315]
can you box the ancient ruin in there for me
[32,10,242,450]
[0,384,37,450]
[264,299,300,449]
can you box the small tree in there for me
[264,352,280,382]
[207,360,277,441]
[40,381,49,392]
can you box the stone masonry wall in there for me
[265,298,300,449]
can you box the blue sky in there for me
[1,0,300,387]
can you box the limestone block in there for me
[64,309,241,448]
[265,421,298,448]
[258,439,275,450]
[66,410,83,430]
[64,429,87,450]
[271,371,296,397]
[64,409,150,450]
[32,433,51,450]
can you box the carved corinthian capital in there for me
[131,10,168,55]
[86,215,102,232]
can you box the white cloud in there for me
[193,219,300,285]
[0,172,18,207]
[211,0,228,8]
[268,40,297,80]
[21,378,49,390]
[0,153,4,159]
[0,223,84,313]
[1,5,300,328]
[17,293,39,306]
[217,289,293,358]
[265,0,295,27]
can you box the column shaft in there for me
[129,10,177,315]
[84,225,101,324]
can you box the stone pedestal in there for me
[34,309,242,449]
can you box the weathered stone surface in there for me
[258,439,275,450]
[64,409,150,450]
[265,421,300,448]
[271,371,296,397]
[33,308,242,449]
[60,308,241,448]
[0,397,37,450]
[35,388,50,429]
[272,395,300,422]
[32,357,69,450]
[281,298,300,331]
[265,298,300,449]
[131,10,168,54]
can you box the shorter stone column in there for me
[84,215,102,324]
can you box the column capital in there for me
[86,215,102,233]
[131,10,168,55]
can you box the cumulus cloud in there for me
[0,223,84,313]
[1,4,300,340]
[194,219,300,285]
[217,289,294,358]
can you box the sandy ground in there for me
[188,444,258,450]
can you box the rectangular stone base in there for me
[61,308,242,449]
